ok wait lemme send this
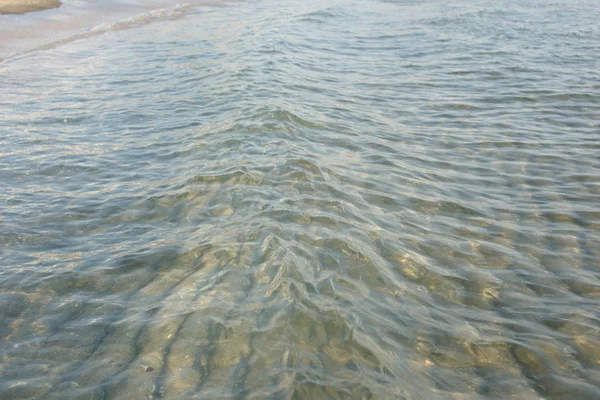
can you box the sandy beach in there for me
[0,0,59,14]
[0,0,195,59]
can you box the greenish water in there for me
[1,0,600,398]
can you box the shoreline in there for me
[0,0,204,60]
[0,0,61,14]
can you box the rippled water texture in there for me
[1,0,600,398]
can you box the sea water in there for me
[1,0,600,398]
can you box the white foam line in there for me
[0,2,196,65]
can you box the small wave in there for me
[1,3,196,64]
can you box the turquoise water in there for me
[1,0,600,398]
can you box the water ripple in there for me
[1,0,600,398]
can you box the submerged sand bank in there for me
[0,0,60,14]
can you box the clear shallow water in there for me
[1,0,600,398]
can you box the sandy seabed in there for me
[0,0,60,14]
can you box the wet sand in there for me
[0,0,207,60]
[0,0,60,14]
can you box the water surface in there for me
[1,0,600,398]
